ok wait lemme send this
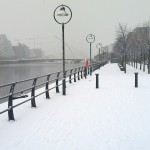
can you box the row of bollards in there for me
[95,72,139,89]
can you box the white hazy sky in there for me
[0,0,150,58]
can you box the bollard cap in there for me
[134,72,138,74]
[95,73,99,76]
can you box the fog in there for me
[0,0,150,58]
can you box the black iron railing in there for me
[0,62,107,121]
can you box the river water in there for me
[0,62,84,85]
[0,62,84,103]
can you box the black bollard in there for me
[95,74,99,89]
[135,72,138,88]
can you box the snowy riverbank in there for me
[0,63,150,150]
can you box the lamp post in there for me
[96,43,102,63]
[53,4,72,95]
[86,34,95,75]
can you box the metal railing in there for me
[0,62,107,121]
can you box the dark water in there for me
[0,62,83,85]
[0,62,83,103]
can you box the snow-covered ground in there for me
[0,63,150,150]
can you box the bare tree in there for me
[133,21,150,73]
[115,24,130,73]
[113,21,150,73]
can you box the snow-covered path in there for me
[0,64,150,150]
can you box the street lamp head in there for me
[86,34,95,43]
[53,4,72,24]
[96,43,102,49]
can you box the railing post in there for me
[56,72,60,93]
[31,78,37,107]
[90,65,92,75]
[69,69,73,83]
[8,82,16,121]
[81,67,83,79]
[84,67,87,79]
[74,68,77,82]
[46,74,51,99]
[78,68,80,80]
[65,71,67,88]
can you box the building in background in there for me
[13,43,31,59]
[0,34,15,59]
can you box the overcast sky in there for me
[0,0,150,58]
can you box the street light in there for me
[96,43,103,64]
[86,34,95,75]
[53,4,72,95]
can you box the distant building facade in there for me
[134,27,150,34]
[0,34,15,59]
[13,43,31,59]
